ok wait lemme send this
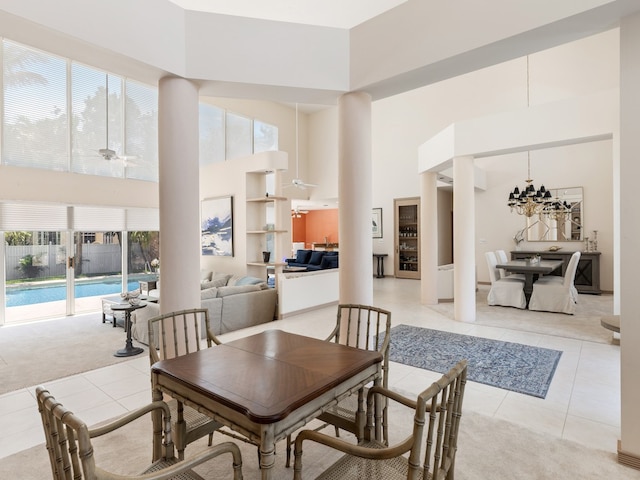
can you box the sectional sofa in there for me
[131,271,277,346]
[285,249,338,271]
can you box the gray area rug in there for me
[388,324,562,398]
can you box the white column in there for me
[618,12,640,467]
[157,76,201,324]
[420,172,438,304]
[338,91,373,307]
[452,155,476,322]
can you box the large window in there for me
[3,40,68,171]
[225,112,253,160]
[2,38,278,181]
[199,103,225,166]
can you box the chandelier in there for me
[507,55,571,221]
[507,153,552,217]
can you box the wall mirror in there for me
[526,187,583,241]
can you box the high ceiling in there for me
[168,0,407,28]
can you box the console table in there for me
[510,250,601,294]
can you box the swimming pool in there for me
[6,279,143,307]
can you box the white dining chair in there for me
[485,251,527,309]
[529,251,581,314]
[495,249,525,281]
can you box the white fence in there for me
[6,243,144,281]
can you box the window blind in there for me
[0,203,68,230]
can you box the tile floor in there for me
[0,277,621,462]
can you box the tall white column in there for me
[618,12,640,468]
[338,92,372,348]
[452,155,476,322]
[421,172,438,304]
[157,76,201,323]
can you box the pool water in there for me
[6,280,141,307]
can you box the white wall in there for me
[305,28,618,289]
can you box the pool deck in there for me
[5,296,110,325]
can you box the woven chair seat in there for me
[167,398,223,432]
[316,442,422,480]
[142,457,205,479]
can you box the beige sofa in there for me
[131,273,277,346]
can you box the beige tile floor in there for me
[0,277,621,463]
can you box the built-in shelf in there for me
[246,196,288,203]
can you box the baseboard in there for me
[277,300,338,319]
[618,440,640,470]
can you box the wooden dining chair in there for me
[529,251,581,314]
[293,359,468,480]
[485,251,527,309]
[35,385,244,480]
[148,308,225,460]
[286,304,392,467]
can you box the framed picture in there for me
[372,208,383,238]
[201,196,233,256]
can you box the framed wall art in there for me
[372,207,383,238]
[201,196,233,256]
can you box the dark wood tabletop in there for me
[151,329,382,424]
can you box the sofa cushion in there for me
[308,251,325,265]
[217,284,262,297]
[294,249,312,264]
[200,287,218,299]
[320,255,339,269]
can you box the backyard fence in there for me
[6,243,148,281]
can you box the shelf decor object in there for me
[201,195,233,256]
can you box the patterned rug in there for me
[388,324,562,398]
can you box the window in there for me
[71,64,124,177]
[254,120,278,153]
[3,40,68,170]
[225,112,252,160]
[125,80,158,181]
[199,103,225,166]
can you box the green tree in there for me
[5,231,32,246]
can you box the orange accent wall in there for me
[291,215,306,242]
[291,209,338,248]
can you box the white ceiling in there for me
[168,0,407,28]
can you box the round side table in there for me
[111,302,147,357]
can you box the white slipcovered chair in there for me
[495,249,525,281]
[485,251,527,309]
[529,251,581,314]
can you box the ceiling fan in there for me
[285,103,317,190]
[291,205,309,218]
[97,74,137,164]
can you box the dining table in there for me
[150,329,382,479]
[496,258,564,307]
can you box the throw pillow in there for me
[295,249,312,264]
[320,255,338,269]
[200,287,218,300]
[200,269,213,282]
[212,272,232,283]
[235,275,265,286]
[200,276,229,289]
[216,284,262,297]
[308,251,325,265]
